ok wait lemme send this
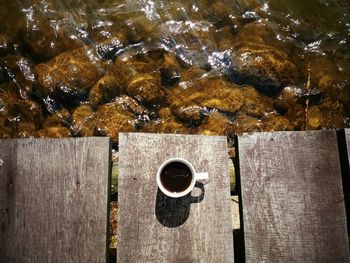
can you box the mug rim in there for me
[156,158,196,198]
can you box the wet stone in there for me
[95,36,127,61]
[232,21,278,47]
[0,55,37,99]
[240,86,274,117]
[227,21,303,95]
[274,86,302,113]
[308,57,350,94]
[0,115,14,139]
[284,103,307,130]
[177,68,208,89]
[19,3,87,60]
[116,49,177,83]
[126,72,165,105]
[152,20,218,68]
[171,104,209,127]
[0,67,5,84]
[119,14,160,44]
[114,95,149,117]
[141,107,189,134]
[17,100,44,124]
[168,78,245,121]
[0,90,43,125]
[95,103,137,143]
[160,66,181,86]
[0,34,16,57]
[42,108,71,129]
[89,73,123,109]
[306,98,344,129]
[36,45,107,98]
[215,26,236,51]
[160,52,182,86]
[181,68,208,81]
[198,111,234,137]
[232,114,262,134]
[72,104,96,136]
[206,2,241,28]
[17,122,36,138]
[261,114,293,131]
[228,41,302,94]
[35,126,72,138]
[334,85,350,117]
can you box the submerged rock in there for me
[89,73,123,109]
[232,113,292,133]
[274,86,302,113]
[19,2,87,60]
[306,98,344,129]
[116,49,182,84]
[232,21,277,47]
[35,126,72,138]
[215,26,236,51]
[42,108,71,128]
[72,104,96,136]
[198,111,234,136]
[0,115,14,139]
[240,86,274,117]
[0,34,15,57]
[225,21,303,93]
[141,108,189,134]
[232,114,262,134]
[284,103,306,130]
[261,115,293,131]
[229,41,302,94]
[0,55,37,99]
[17,122,36,138]
[151,20,218,68]
[114,95,149,117]
[0,86,43,125]
[169,77,244,119]
[126,72,165,105]
[160,52,182,86]
[36,45,107,98]
[171,104,209,126]
[95,103,137,143]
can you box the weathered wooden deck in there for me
[0,138,111,263]
[236,131,349,262]
[117,133,234,262]
[0,130,349,262]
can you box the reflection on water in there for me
[0,0,349,143]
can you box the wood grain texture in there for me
[117,133,234,262]
[345,129,350,169]
[0,137,111,263]
[237,131,350,263]
[343,129,350,241]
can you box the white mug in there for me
[156,158,209,198]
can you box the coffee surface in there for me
[160,161,192,193]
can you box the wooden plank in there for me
[345,129,350,163]
[237,130,350,263]
[342,129,350,242]
[0,137,111,263]
[118,133,234,262]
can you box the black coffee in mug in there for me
[160,161,192,193]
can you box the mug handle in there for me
[195,172,209,180]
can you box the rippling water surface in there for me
[1,0,349,144]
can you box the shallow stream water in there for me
[1,0,350,146]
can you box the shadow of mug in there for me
[155,181,205,228]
